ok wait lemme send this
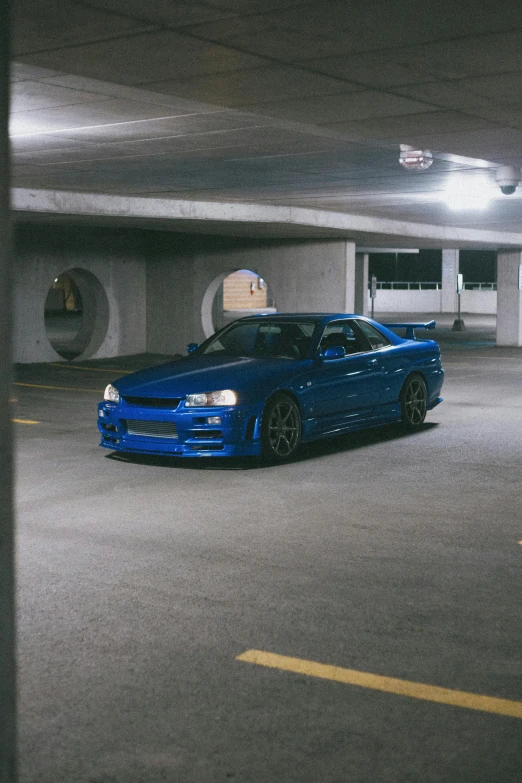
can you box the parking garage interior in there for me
[1,2,522,782]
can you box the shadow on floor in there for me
[105,422,438,471]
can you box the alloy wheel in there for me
[267,400,300,457]
[404,378,427,426]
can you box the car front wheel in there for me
[261,393,301,460]
[400,374,427,429]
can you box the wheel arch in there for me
[263,388,302,415]
[399,369,427,399]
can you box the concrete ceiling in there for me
[9,0,522,240]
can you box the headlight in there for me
[185,389,237,407]
[104,384,120,404]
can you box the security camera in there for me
[495,165,521,195]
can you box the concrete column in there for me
[343,241,356,313]
[354,252,369,316]
[497,250,522,346]
[441,249,459,312]
[0,0,16,780]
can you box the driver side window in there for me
[320,321,367,355]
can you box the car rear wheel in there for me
[400,374,427,429]
[261,393,301,461]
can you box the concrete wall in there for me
[14,225,147,363]
[372,289,441,313]
[146,236,355,354]
[14,224,501,363]
[461,289,497,314]
[145,233,195,357]
[371,289,497,314]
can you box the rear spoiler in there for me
[381,320,436,340]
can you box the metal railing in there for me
[462,282,497,291]
[369,281,497,291]
[370,282,441,290]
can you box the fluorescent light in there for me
[443,175,493,211]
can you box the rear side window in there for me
[356,320,391,350]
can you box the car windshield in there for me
[200,320,317,360]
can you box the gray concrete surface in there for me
[14,224,147,364]
[10,2,522,239]
[14,321,522,783]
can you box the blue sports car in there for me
[98,314,444,461]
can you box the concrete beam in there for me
[12,189,522,250]
[0,1,16,780]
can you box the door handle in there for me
[366,358,379,369]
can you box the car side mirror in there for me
[186,343,199,354]
[323,346,346,360]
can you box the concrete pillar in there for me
[343,241,356,313]
[354,252,369,316]
[441,249,459,312]
[497,250,522,346]
[0,0,16,780]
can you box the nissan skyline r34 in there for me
[98,314,444,461]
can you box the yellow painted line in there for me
[12,418,39,425]
[518,541,522,546]
[49,363,132,374]
[15,382,103,394]
[236,650,522,719]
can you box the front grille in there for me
[123,396,180,409]
[126,420,178,439]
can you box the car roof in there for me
[235,312,407,346]
[239,313,364,323]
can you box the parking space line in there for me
[236,650,522,719]
[15,383,103,394]
[49,363,132,374]
[12,418,39,425]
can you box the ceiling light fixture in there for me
[443,175,493,211]
[399,144,433,171]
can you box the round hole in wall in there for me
[201,269,276,338]
[44,268,109,360]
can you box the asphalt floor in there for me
[13,313,522,783]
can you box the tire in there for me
[400,374,427,430]
[261,393,302,461]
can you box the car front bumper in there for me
[97,400,263,457]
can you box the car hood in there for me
[114,355,310,399]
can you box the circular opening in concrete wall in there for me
[201,269,276,338]
[44,269,110,360]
